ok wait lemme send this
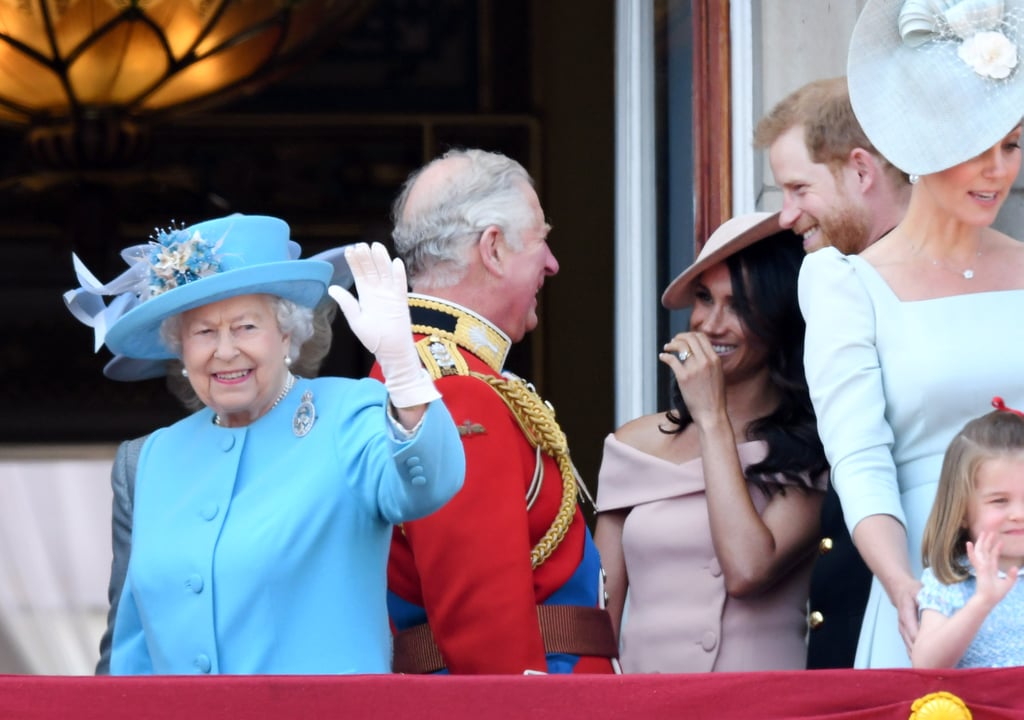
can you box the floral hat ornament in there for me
[65,214,334,361]
[144,224,225,298]
[848,0,1024,175]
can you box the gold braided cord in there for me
[471,372,577,569]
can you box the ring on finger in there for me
[677,349,691,363]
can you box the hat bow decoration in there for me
[63,224,226,353]
[64,247,150,352]
[900,0,1018,78]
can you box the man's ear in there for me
[848,147,877,192]
[478,225,505,277]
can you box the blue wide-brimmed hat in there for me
[102,354,170,382]
[849,0,1024,175]
[69,214,333,360]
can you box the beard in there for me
[818,199,874,255]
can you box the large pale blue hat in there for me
[849,0,1024,175]
[66,214,333,361]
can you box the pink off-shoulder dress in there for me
[597,435,825,673]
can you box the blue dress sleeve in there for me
[798,247,905,534]
[917,567,969,618]
[373,394,465,525]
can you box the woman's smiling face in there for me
[688,263,769,385]
[921,125,1023,227]
[179,293,291,427]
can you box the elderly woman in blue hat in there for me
[800,0,1024,669]
[66,214,465,675]
[73,247,354,676]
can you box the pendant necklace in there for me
[927,237,982,280]
[214,372,296,426]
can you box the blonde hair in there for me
[922,409,1024,584]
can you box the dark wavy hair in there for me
[662,230,828,495]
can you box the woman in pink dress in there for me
[594,212,827,672]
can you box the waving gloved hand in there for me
[329,242,440,408]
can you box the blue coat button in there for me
[411,475,426,486]
[221,435,235,452]
[185,574,204,593]
[199,503,219,521]
[194,654,211,673]
[405,456,421,468]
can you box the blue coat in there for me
[111,376,464,675]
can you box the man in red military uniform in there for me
[379,148,618,674]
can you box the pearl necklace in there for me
[214,372,296,426]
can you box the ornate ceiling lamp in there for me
[0,0,376,169]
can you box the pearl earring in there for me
[181,367,189,378]
[284,355,292,367]
[909,173,920,185]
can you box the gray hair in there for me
[391,148,536,287]
[160,295,316,362]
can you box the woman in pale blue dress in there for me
[801,0,1024,668]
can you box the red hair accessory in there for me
[992,396,1024,418]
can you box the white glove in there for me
[328,242,440,408]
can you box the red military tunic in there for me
[380,295,617,674]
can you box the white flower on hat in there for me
[957,29,1018,78]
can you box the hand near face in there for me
[659,331,727,427]
[967,531,1019,609]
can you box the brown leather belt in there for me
[392,605,618,674]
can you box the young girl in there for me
[913,398,1024,669]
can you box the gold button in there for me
[809,611,824,630]
[818,537,834,555]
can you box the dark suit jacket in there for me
[806,482,873,669]
[95,435,146,675]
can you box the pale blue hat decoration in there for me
[848,0,1024,175]
[65,213,340,362]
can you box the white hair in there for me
[391,148,537,287]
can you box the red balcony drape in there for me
[1,668,1021,720]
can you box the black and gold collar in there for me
[409,294,511,373]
